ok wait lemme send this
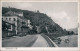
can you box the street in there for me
[2,34,78,47]
[2,34,49,47]
[2,35,38,47]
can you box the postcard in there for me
[0,0,80,51]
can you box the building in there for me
[2,8,32,36]
[2,20,16,37]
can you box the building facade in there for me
[2,9,32,37]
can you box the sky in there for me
[2,2,78,30]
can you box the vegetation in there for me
[2,7,75,37]
[2,20,8,31]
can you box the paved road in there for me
[55,35,78,47]
[2,34,49,47]
[2,35,38,47]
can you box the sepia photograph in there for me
[2,2,78,47]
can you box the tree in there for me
[71,31,74,34]
[2,20,8,31]
[32,25,37,34]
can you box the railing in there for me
[41,34,58,47]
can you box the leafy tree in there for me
[2,20,8,31]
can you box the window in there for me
[14,18,16,21]
[9,18,11,21]
[6,18,7,20]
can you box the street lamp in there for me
[45,26,49,34]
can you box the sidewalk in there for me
[32,34,49,47]
[2,36,19,40]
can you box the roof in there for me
[3,14,24,20]
[3,10,23,17]
[2,20,15,26]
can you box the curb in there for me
[46,35,58,47]
[41,34,58,47]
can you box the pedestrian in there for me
[57,38,61,44]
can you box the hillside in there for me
[68,28,78,34]
[2,7,73,36]
[2,7,55,26]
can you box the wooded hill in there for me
[2,7,75,37]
